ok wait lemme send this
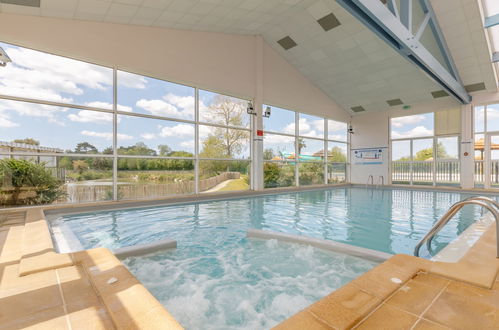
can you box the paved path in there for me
[202,179,234,193]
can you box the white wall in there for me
[0,13,349,122]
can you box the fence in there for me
[392,161,459,185]
[474,160,499,185]
[62,172,241,203]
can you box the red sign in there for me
[257,130,264,136]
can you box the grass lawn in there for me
[218,178,249,191]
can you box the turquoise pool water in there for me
[54,187,486,255]
[51,187,490,329]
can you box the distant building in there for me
[0,141,64,167]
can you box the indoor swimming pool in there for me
[49,186,491,328]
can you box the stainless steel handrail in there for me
[414,197,499,258]
[376,175,384,188]
[366,175,374,187]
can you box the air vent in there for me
[0,0,40,7]
[277,36,297,50]
[387,99,403,106]
[379,0,387,4]
[464,82,486,93]
[431,90,449,98]
[317,13,341,32]
[351,106,366,113]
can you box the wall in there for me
[350,97,461,184]
[0,13,349,122]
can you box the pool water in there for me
[54,187,486,255]
[51,187,490,329]
[124,239,376,329]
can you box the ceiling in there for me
[0,0,496,114]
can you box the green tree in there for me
[263,148,275,160]
[0,159,65,205]
[13,138,39,145]
[298,138,306,154]
[414,142,448,161]
[118,142,157,156]
[75,142,98,154]
[328,146,346,162]
[158,144,172,156]
[72,160,89,174]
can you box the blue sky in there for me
[0,41,346,158]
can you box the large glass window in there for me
[263,104,348,188]
[474,103,499,187]
[0,42,113,108]
[391,112,459,186]
[0,41,349,208]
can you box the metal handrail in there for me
[414,197,499,258]
[366,175,374,187]
[376,175,384,188]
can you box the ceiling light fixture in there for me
[0,47,12,67]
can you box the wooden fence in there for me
[61,172,240,203]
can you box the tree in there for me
[203,95,249,158]
[118,142,157,156]
[75,142,98,154]
[0,159,65,205]
[263,148,275,160]
[328,146,347,162]
[298,138,306,154]
[13,138,39,145]
[158,144,172,156]
[72,160,89,174]
[414,142,448,161]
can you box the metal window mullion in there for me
[432,137,436,186]
[295,112,299,187]
[324,119,328,184]
[410,139,413,185]
[112,69,118,201]
[249,98,254,191]
[194,88,199,194]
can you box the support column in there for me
[252,35,264,190]
[460,103,474,189]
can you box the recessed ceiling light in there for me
[431,90,449,98]
[0,0,40,7]
[464,82,486,93]
[317,13,341,32]
[277,36,297,50]
[387,99,403,106]
[351,106,365,113]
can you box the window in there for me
[0,42,113,108]
[391,112,459,186]
[263,104,348,188]
[474,103,499,187]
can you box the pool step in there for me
[113,238,177,259]
[247,229,392,263]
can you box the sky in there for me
[0,41,347,159]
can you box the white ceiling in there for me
[0,0,496,114]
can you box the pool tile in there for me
[412,319,451,330]
[0,305,69,330]
[411,273,450,290]
[444,281,499,308]
[385,279,443,315]
[272,310,330,330]
[67,305,114,330]
[423,290,499,329]
[355,304,418,329]
[308,284,381,329]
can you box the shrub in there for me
[0,159,65,206]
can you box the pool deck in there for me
[274,223,499,329]
[0,208,182,329]
[0,199,498,329]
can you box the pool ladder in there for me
[366,175,384,188]
[414,196,499,258]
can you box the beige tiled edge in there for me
[274,224,499,329]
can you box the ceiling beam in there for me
[336,0,471,104]
[484,13,499,28]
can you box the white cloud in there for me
[117,70,147,89]
[391,126,433,139]
[68,110,113,123]
[264,134,295,144]
[180,140,194,149]
[140,133,156,140]
[0,99,66,125]
[136,93,196,119]
[391,115,425,128]
[0,114,18,127]
[159,124,194,137]
[328,120,347,132]
[80,130,133,140]
[0,44,113,104]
